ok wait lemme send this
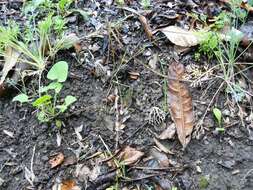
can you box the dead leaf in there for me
[148,53,158,69]
[153,138,174,154]
[158,123,176,140]
[168,62,194,148]
[56,33,80,50]
[118,146,144,166]
[128,71,140,80]
[0,47,20,85]
[159,26,199,47]
[150,148,170,167]
[63,156,77,166]
[103,94,116,104]
[75,164,101,182]
[139,15,153,40]
[61,179,76,190]
[49,152,64,168]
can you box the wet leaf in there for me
[168,62,194,148]
[139,15,153,40]
[47,61,68,82]
[159,26,199,47]
[64,95,77,107]
[0,47,20,85]
[118,146,144,166]
[49,152,64,168]
[12,93,29,103]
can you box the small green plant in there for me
[58,0,73,12]
[0,15,79,91]
[53,16,66,35]
[141,0,151,9]
[213,107,224,131]
[196,31,220,61]
[13,61,77,124]
[171,187,178,190]
[116,0,124,5]
[199,176,209,189]
[210,11,231,30]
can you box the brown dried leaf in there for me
[49,152,64,168]
[0,47,20,85]
[159,26,200,47]
[128,71,140,80]
[61,179,76,190]
[118,146,144,166]
[168,62,194,148]
[150,148,170,167]
[139,15,153,40]
[158,123,176,140]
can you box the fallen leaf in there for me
[153,138,174,154]
[75,164,101,182]
[103,94,116,104]
[63,156,77,166]
[118,146,144,166]
[150,148,170,167]
[0,47,20,85]
[139,15,153,40]
[52,179,81,190]
[158,123,176,140]
[128,71,140,80]
[168,62,194,148]
[55,33,80,50]
[159,26,199,47]
[49,152,64,168]
[61,179,76,190]
[148,53,158,69]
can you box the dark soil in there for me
[1,1,253,190]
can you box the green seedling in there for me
[33,61,76,123]
[58,0,73,12]
[13,61,77,124]
[213,107,224,132]
[116,0,124,5]
[53,16,66,35]
[141,0,151,9]
[171,187,178,190]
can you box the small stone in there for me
[196,165,202,173]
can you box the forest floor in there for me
[0,0,253,190]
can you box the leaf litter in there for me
[1,0,253,190]
[167,62,194,148]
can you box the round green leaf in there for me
[12,93,29,103]
[47,61,68,82]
